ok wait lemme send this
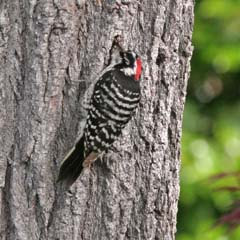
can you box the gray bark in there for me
[0,0,194,239]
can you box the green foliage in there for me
[177,0,240,239]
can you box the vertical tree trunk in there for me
[0,0,194,239]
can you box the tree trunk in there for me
[0,0,194,239]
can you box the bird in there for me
[57,49,142,186]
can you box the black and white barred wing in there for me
[84,70,140,154]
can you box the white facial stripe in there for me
[131,52,136,59]
[121,67,135,76]
[121,59,137,77]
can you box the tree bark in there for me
[0,0,194,239]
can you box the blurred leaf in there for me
[178,0,240,239]
[215,208,240,230]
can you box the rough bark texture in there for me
[0,0,194,239]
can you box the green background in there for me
[177,0,240,239]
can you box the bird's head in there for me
[118,51,142,81]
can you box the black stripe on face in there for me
[122,51,136,67]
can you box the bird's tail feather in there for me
[57,135,85,186]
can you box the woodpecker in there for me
[58,49,142,186]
